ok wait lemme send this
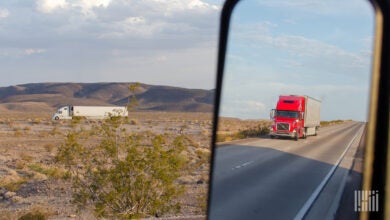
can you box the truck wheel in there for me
[270,135,274,139]
[303,128,307,139]
[54,116,59,120]
[294,133,299,141]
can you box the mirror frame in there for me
[207,0,389,219]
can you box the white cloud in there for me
[0,8,10,18]
[0,48,46,57]
[271,35,368,67]
[231,29,371,79]
[98,17,167,39]
[36,0,111,16]
[92,1,220,40]
[32,0,219,40]
[151,0,219,14]
[124,16,145,25]
[36,0,69,13]
[71,0,111,17]
[24,48,46,55]
[35,0,218,18]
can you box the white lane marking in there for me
[293,124,365,220]
[232,161,254,170]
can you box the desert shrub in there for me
[320,120,345,126]
[31,118,42,125]
[238,125,270,137]
[216,123,270,142]
[0,210,14,220]
[15,160,26,169]
[3,178,27,192]
[6,120,14,128]
[196,187,208,215]
[18,206,51,220]
[195,149,210,166]
[127,82,140,111]
[37,131,50,138]
[19,152,33,162]
[43,143,55,153]
[13,127,22,137]
[183,135,200,148]
[55,116,187,218]
[27,163,65,179]
[216,134,229,143]
[70,116,85,127]
[129,119,138,125]
[49,126,62,136]
[18,212,46,220]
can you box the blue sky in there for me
[219,0,374,121]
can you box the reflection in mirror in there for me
[209,0,374,219]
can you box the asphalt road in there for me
[208,122,365,220]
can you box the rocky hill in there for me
[0,82,214,113]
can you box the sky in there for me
[219,0,375,121]
[0,0,223,89]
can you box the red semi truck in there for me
[269,95,321,140]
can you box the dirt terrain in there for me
[0,111,214,219]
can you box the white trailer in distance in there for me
[52,105,128,120]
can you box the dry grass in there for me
[0,168,27,192]
[320,119,351,126]
[217,117,272,142]
[1,205,55,220]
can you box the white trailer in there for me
[52,106,128,120]
[303,96,321,136]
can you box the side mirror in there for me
[270,109,275,119]
[301,112,304,120]
[208,0,388,219]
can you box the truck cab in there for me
[52,106,72,120]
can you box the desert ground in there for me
[0,110,217,219]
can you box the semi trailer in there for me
[52,105,128,120]
[269,95,321,140]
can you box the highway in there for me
[208,122,365,220]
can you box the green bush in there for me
[55,117,187,219]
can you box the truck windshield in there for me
[276,110,298,118]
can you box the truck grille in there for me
[277,123,290,131]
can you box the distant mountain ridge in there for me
[0,83,214,113]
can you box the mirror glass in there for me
[209,0,375,219]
